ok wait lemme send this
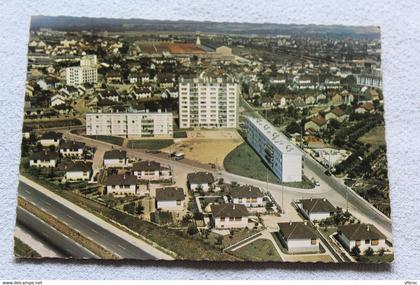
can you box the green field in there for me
[235,239,282,261]
[358,125,386,149]
[128,139,174,150]
[86,135,124,146]
[224,143,314,188]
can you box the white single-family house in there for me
[39,132,63,147]
[103,150,127,168]
[297,198,336,221]
[210,204,249,229]
[29,151,59,168]
[59,141,85,158]
[105,174,138,196]
[132,160,172,181]
[277,222,320,253]
[228,185,264,207]
[65,161,92,182]
[337,224,387,253]
[155,187,185,211]
[187,172,215,192]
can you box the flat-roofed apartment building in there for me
[86,111,173,137]
[245,116,303,182]
[178,74,239,128]
[65,66,97,86]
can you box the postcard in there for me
[14,16,392,263]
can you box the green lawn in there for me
[358,254,394,263]
[235,239,282,261]
[128,139,174,150]
[224,143,314,189]
[86,135,124,146]
[14,237,41,258]
[358,125,386,149]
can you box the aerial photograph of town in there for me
[14,15,392,263]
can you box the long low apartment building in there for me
[86,111,173,137]
[178,74,239,129]
[245,116,303,182]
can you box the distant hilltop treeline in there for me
[30,15,380,40]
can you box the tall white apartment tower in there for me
[178,74,239,129]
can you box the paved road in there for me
[18,181,157,260]
[16,207,97,259]
[303,155,392,240]
[64,128,393,240]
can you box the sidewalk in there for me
[19,175,174,260]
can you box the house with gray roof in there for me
[228,184,264,207]
[297,198,336,221]
[210,204,249,229]
[155,187,185,211]
[59,140,85,158]
[187,172,215,192]
[337,224,386,253]
[133,160,172,181]
[103,149,127,168]
[64,161,92,182]
[29,151,60,168]
[277,221,319,253]
[105,174,138,196]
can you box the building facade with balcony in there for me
[86,112,173,137]
[245,116,303,182]
[178,75,239,129]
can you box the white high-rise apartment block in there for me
[245,117,303,182]
[86,112,173,137]
[178,74,239,129]
[66,66,98,86]
[80,54,97,67]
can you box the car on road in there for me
[314,181,320,186]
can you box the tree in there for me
[102,194,117,208]
[328,119,340,129]
[364,247,374,256]
[187,224,198,236]
[286,121,301,134]
[265,201,274,212]
[193,212,204,220]
[216,235,224,245]
[351,246,361,257]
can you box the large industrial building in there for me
[178,74,239,129]
[86,111,173,137]
[245,117,303,182]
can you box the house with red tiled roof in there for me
[355,102,375,114]
[325,107,348,122]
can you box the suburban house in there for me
[210,204,249,229]
[355,102,375,114]
[29,151,59,168]
[39,132,63,147]
[105,174,138,196]
[325,107,348,123]
[103,150,128,168]
[132,160,172,181]
[131,87,152,100]
[50,94,66,107]
[64,161,92,182]
[277,222,319,253]
[59,141,85,158]
[304,115,327,131]
[228,185,264,207]
[337,223,386,253]
[187,172,215,192]
[155,187,185,211]
[297,198,336,221]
